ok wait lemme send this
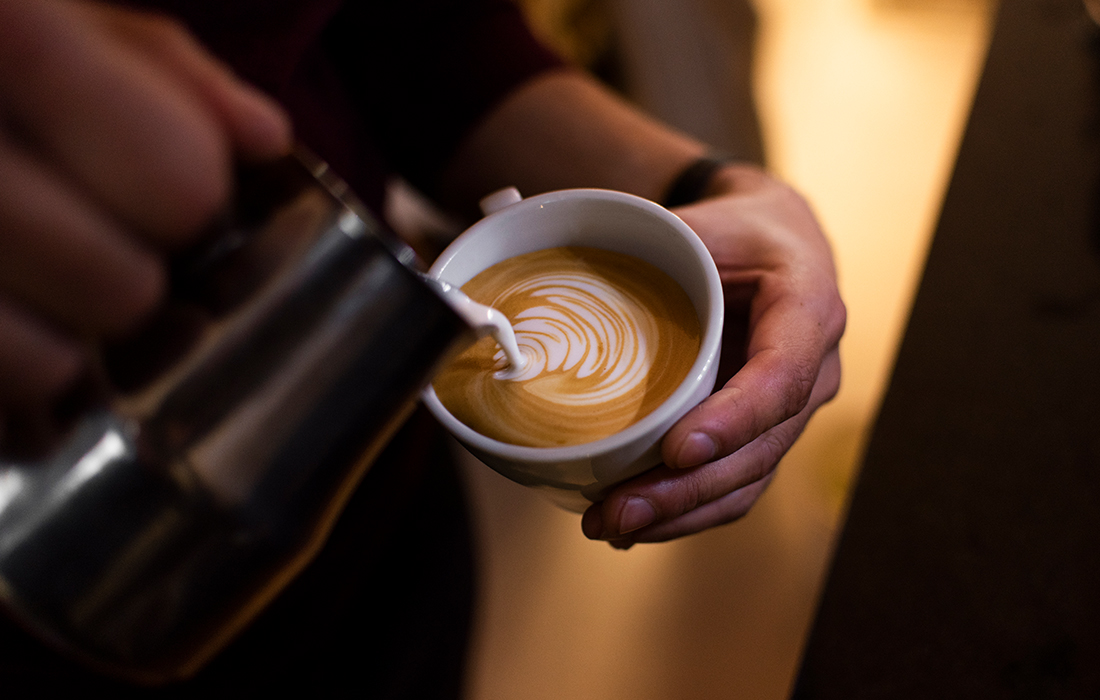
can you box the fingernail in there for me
[676,432,716,468]
[581,507,604,540]
[618,497,656,534]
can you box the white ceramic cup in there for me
[423,188,724,512]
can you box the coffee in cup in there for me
[432,246,701,448]
[423,188,723,511]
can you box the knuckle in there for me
[655,471,710,520]
[826,295,848,343]
[754,429,790,478]
[778,353,818,418]
[648,457,777,535]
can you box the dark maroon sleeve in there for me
[123,0,566,211]
[321,0,566,196]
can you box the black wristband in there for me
[662,154,736,208]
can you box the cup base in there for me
[535,486,592,513]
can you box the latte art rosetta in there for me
[432,247,701,448]
[499,274,655,402]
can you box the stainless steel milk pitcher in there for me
[0,148,473,683]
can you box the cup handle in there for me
[479,187,523,216]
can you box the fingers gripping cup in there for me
[423,188,723,512]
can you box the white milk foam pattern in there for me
[432,247,700,448]
[494,274,655,405]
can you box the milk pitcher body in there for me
[0,150,472,683]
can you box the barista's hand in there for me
[582,164,845,547]
[0,0,290,432]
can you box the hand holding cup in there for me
[423,187,724,512]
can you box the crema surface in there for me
[432,247,701,447]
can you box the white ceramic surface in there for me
[423,188,723,512]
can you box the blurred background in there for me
[456,0,997,697]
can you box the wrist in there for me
[661,153,738,207]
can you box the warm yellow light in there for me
[465,2,997,699]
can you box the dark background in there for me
[793,0,1100,697]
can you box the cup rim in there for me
[422,188,723,463]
